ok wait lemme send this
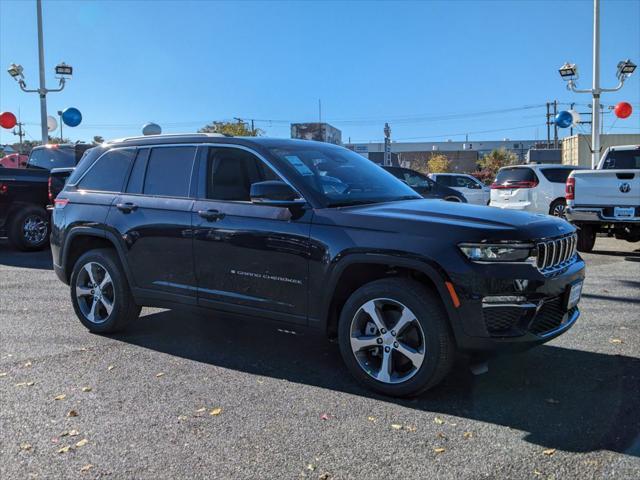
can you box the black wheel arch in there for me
[318,252,461,339]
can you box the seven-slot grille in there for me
[536,233,577,272]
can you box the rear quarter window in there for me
[540,168,574,183]
[77,149,136,192]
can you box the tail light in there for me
[566,177,575,200]
[0,183,7,195]
[48,176,53,203]
[54,198,69,209]
[491,180,538,189]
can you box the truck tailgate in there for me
[571,169,640,207]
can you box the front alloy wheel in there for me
[75,262,115,324]
[350,298,425,384]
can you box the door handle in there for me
[198,209,225,221]
[116,202,138,213]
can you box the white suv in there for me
[429,173,491,205]
[490,164,585,217]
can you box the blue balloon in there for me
[61,107,82,127]
[554,110,573,128]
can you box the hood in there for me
[314,199,575,242]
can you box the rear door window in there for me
[540,168,574,183]
[77,149,136,192]
[143,147,196,197]
[435,175,454,187]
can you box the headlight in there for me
[458,242,536,263]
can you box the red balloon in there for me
[614,102,633,119]
[0,111,17,129]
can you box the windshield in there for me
[269,144,420,207]
[27,147,76,171]
[602,149,640,169]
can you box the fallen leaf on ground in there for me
[67,410,78,417]
[80,464,93,473]
[318,473,331,480]
[609,338,623,344]
[404,425,417,432]
[545,398,560,404]
[209,407,223,416]
[434,447,446,454]
[81,387,92,392]
[155,372,165,377]
[57,445,72,454]
[0,372,7,377]
[24,361,32,367]
[436,432,447,439]
[68,430,80,437]
[107,365,115,371]
[367,416,376,422]
[54,394,66,401]
[463,431,473,439]
[391,424,402,430]
[533,469,543,476]
[543,448,556,456]
[75,438,89,448]
[20,443,32,451]
[306,464,316,471]
[15,382,27,386]
[320,413,330,421]
[177,415,188,421]
[26,381,34,386]
[195,407,206,413]
[434,417,444,425]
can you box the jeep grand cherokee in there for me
[51,134,585,397]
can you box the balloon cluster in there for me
[555,102,633,128]
[0,108,83,131]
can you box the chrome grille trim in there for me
[536,233,578,273]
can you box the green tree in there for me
[93,135,105,144]
[48,136,71,144]
[478,148,518,178]
[427,153,451,173]
[198,119,264,137]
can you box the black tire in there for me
[576,225,596,253]
[338,277,455,397]
[549,198,567,218]
[70,248,141,333]
[444,196,461,202]
[8,206,50,251]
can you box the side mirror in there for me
[250,180,305,207]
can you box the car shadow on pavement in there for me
[0,240,53,270]
[114,309,640,458]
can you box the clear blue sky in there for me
[1,0,639,146]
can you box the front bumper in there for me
[448,256,585,353]
[566,206,640,224]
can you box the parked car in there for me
[566,145,640,252]
[429,173,491,205]
[490,164,586,217]
[51,134,584,397]
[0,153,29,169]
[382,166,466,202]
[0,143,92,250]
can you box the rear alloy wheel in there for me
[338,278,454,397]
[8,206,50,251]
[70,249,140,333]
[444,196,461,202]
[549,199,567,218]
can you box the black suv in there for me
[51,134,585,397]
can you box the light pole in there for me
[558,0,636,168]
[6,0,73,145]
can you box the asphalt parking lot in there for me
[1,237,639,479]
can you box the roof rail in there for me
[107,132,229,144]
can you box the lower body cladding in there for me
[448,257,585,353]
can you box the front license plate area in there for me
[614,206,635,218]
[566,281,583,310]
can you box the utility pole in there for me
[12,122,25,153]
[570,102,575,136]
[57,110,63,141]
[553,100,558,148]
[546,102,551,148]
[383,123,391,166]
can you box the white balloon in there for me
[568,109,581,126]
[47,115,58,132]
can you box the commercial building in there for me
[345,139,538,172]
